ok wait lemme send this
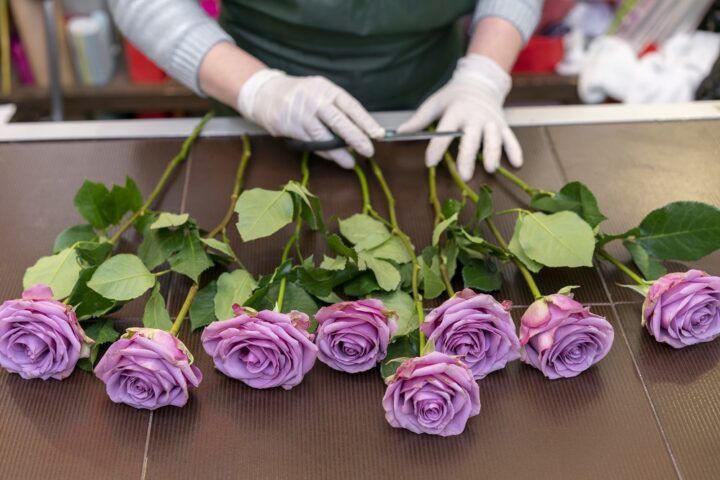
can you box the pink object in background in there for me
[10,35,34,85]
[200,0,220,19]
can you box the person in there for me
[109,1,542,180]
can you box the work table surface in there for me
[1,117,719,480]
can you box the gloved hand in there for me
[237,69,385,168]
[398,54,522,180]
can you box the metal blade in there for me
[381,130,463,142]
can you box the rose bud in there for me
[94,328,202,410]
[201,306,317,390]
[382,352,481,436]
[642,269,720,348]
[422,288,519,379]
[520,294,614,380]
[314,299,398,373]
[0,284,93,380]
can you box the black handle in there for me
[284,136,347,152]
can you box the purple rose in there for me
[422,288,519,379]
[643,269,720,348]
[314,299,397,373]
[520,294,614,379]
[201,306,317,390]
[94,328,202,410]
[0,284,93,380]
[382,352,481,436]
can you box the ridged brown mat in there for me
[1,121,719,480]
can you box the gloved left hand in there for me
[397,54,523,180]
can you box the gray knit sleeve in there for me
[473,0,545,43]
[108,0,234,95]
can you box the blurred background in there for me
[1,0,719,123]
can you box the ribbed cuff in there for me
[472,0,543,44]
[170,20,234,96]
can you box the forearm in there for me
[468,17,523,72]
[198,42,266,109]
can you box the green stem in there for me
[277,153,310,311]
[110,112,213,244]
[495,166,543,196]
[353,164,372,215]
[445,153,543,300]
[597,248,646,285]
[428,167,455,297]
[206,135,251,239]
[170,283,198,336]
[368,159,426,351]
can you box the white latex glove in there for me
[398,54,523,180]
[237,69,385,168]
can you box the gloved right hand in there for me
[237,69,385,168]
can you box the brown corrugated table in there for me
[1,120,719,480]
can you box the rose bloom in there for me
[314,299,397,373]
[422,288,519,379]
[383,352,480,436]
[0,284,93,380]
[520,294,614,379]
[94,328,202,410]
[643,269,720,348]
[201,306,317,390]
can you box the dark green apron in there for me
[219,0,475,111]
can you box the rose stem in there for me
[367,159,427,351]
[276,152,310,311]
[170,284,198,336]
[597,249,647,285]
[171,136,252,336]
[110,112,214,245]
[353,164,392,228]
[444,153,543,300]
[428,166,455,296]
[495,166,544,196]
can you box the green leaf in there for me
[103,179,141,225]
[214,269,257,320]
[87,254,155,301]
[142,283,172,330]
[375,290,417,337]
[320,255,347,271]
[190,281,218,331]
[67,267,120,320]
[270,282,319,316]
[74,181,111,229]
[339,214,391,251]
[150,212,190,230]
[635,201,720,261]
[75,241,112,266]
[442,198,465,218]
[200,238,237,260]
[358,252,401,291]
[474,185,493,222]
[53,225,97,253]
[138,229,166,270]
[285,182,325,232]
[327,233,358,262]
[370,236,412,264]
[432,213,458,246]
[556,285,580,296]
[518,211,595,268]
[508,215,543,273]
[620,283,651,298]
[443,240,459,279]
[23,247,82,299]
[84,318,120,345]
[343,271,380,297]
[462,258,501,292]
[169,229,213,282]
[420,247,445,300]
[380,331,420,380]
[530,182,607,227]
[235,188,294,241]
[623,240,666,281]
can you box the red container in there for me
[124,40,167,83]
[512,36,564,73]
